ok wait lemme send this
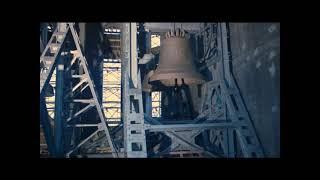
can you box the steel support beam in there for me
[54,56,65,157]
[121,23,130,156]
[145,115,223,157]
[202,130,210,151]
[40,97,55,155]
[122,23,147,158]
[41,23,118,158]
[70,24,118,157]
[66,128,100,157]
[145,122,239,132]
[218,23,264,157]
[67,103,94,122]
[72,77,88,92]
[143,31,152,116]
[130,23,138,88]
[165,130,220,158]
[40,23,48,51]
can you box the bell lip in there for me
[164,36,187,40]
[162,79,205,85]
[149,76,205,86]
[142,88,152,93]
[149,70,205,82]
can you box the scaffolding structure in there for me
[102,26,122,127]
[103,59,122,126]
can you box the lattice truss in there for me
[104,26,121,59]
[201,23,218,62]
[103,59,121,126]
[40,23,117,157]
[102,25,122,127]
[143,23,264,158]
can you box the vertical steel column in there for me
[121,23,130,155]
[54,56,65,157]
[79,23,86,52]
[218,22,264,157]
[144,31,152,116]
[202,130,210,151]
[220,23,232,87]
[220,22,241,157]
[41,23,48,46]
[216,23,235,157]
[145,93,152,116]
[40,96,55,155]
[130,23,138,88]
[122,23,147,158]
[64,52,73,153]
[40,23,48,53]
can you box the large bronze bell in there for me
[149,29,205,86]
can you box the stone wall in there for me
[229,23,280,157]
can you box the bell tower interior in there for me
[40,22,280,158]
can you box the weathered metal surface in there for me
[150,29,204,86]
